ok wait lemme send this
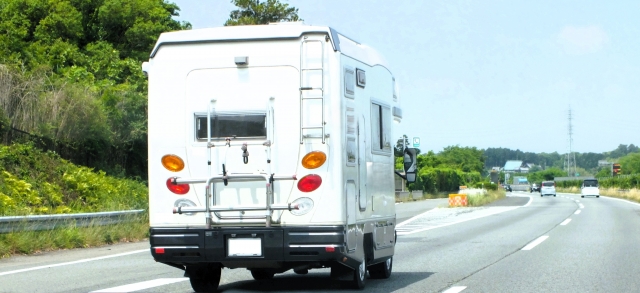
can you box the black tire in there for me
[349,258,366,289]
[250,269,275,280]
[188,265,221,293]
[554,195,556,197]
[596,195,600,198]
[369,257,392,279]
[540,194,543,197]
[581,195,584,198]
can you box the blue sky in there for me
[169,0,640,154]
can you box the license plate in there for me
[227,238,262,257]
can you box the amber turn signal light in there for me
[301,151,326,169]
[162,155,185,172]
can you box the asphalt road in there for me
[1,193,639,293]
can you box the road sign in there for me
[412,137,420,147]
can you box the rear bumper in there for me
[150,226,346,268]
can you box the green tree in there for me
[439,145,485,173]
[618,152,640,175]
[225,0,302,26]
[0,0,191,179]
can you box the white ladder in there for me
[299,37,325,144]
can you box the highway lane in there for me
[1,194,638,292]
[455,194,640,292]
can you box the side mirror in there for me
[403,148,417,183]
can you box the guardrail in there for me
[0,210,145,233]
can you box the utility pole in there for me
[566,108,577,177]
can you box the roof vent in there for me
[235,56,248,66]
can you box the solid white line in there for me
[397,208,439,227]
[521,235,549,250]
[574,210,581,215]
[90,278,188,293]
[523,195,533,207]
[0,249,148,277]
[560,219,571,226]
[442,286,467,293]
[600,195,640,207]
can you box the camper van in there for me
[142,23,416,291]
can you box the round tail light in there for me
[166,178,190,195]
[297,174,322,192]
[301,151,326,169]
[162,155,185,172]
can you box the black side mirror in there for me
[403,148,417,183]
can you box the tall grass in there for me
[467,190,506,207]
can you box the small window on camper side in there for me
[344,68,355,98]
[371,102,391,154]
[195,113,266,140]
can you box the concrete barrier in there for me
[396,191,411,201]
[411,190,423,200]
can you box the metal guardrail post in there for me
[0,210,145,233]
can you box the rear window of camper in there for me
[195,113,266,140]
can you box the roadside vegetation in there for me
[0,143,149,258]
[0,216,148,257]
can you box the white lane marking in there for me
[90,278,188,293]
[579,204,585,209]
[0,249,147,277]
[397,195,533,234]
[575,210,581,215]
[522,235,549,251]
[600,195,640,207]
[560,219,571,226]
[442,286,467,293]
[397,207,519,235]
[575,200,580,203]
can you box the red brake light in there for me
[297,174,322,192]
[166,178,190,195]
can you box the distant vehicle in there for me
[505,184,512,192]
[581,179,600,198]
[530,183,540,193]
[540,181,556,197]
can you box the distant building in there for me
[503,160,531,173]
[598,160,612,167]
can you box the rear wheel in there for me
[349,258,366,289]
[369,257,392,279]
[596,195,600,198]
[250,269,275,280]
[188,265,221,293]
[581,195,585,198]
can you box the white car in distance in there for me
[581,179,600,198]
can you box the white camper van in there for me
[142,23,416,291]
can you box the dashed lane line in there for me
[521,235,549,251]
[442,286,467,293]
[560,219,571,225]
[575,210,581,215]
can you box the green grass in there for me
[0,216,149,258]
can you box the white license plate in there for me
[227,238,262,257]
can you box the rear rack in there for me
[172,173,297,228]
